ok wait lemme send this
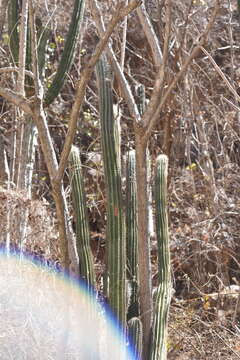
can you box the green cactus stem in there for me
[44,0,85,105]
[96,56,126,328]
[128,317,143,360]
[25,18,51,96]
[150,154,171,360]
[8,0,19,63]
[126,150,139,321]
[8,2,50,93]
[69,145,95,292]
[36,17,51,79]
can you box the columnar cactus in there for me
[126,150,139,321]
[35,18,51,79]
[8,0,85,103]
[150,154,171,360]
[69,145,95,292]
[8,2,50,75]
[128,317,143,360]
[8,0,19,63]
[96,56,126,329]
[44,0,85,105]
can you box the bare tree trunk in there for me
[0,128,9,186]
[18,118,37,253]
[15,0,29,187]
[0,128,11,253]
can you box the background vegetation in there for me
[0,0,240,358]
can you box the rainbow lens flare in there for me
[0,253,135,359]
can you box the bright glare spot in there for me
[0,254,134,359]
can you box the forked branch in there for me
[143,0,220,142]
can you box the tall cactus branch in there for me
[44,0,85,105]
[150,154,171,360]
[96,56,126,329]
[8,0,19,63]
[126,149,139,321]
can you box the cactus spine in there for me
[128,317,143,360]
[150,155,171,360]
[69,146,95,292]
[96,56,126,328]
[44,0,85,105]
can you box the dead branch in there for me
[136,1,163,67]
[90,0,141,122]
[0,87,33,115]
[144,0,220,142]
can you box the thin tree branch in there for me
[0,67,34,78]
[90,0,141,122]
[16,0,28,95]
[136,1,162,67]
[28,0,58,183]
[200,45,240,103]
[221,96,240,111]
[15,0,29,188]
[28,1,44,103]
[120,0,128,70]
[0,87,33,114]
[141,0,172,128]
[56,0,141,183]
[29,0,71,271]
[143,0,220,142]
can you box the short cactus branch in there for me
[69,145,95,292]
[128,317,143,360]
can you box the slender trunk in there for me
[31,101,70,269]
[17,119,37,195]
[15,0,28,187]
[0,129,10,253]
[17,118,37,253]
[135,131,152,360]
